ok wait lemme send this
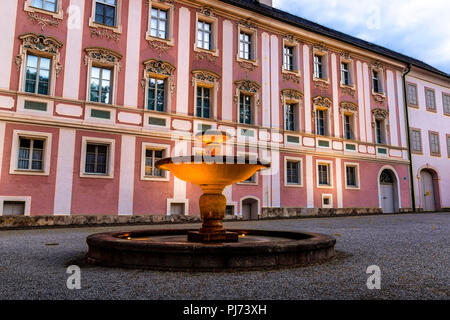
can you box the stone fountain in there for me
[86,130,336,271]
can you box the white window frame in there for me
[425,87,437,112]
[146,0,175,46]
[194,12,219,56]
[89,0,123,33]
[339,56,355,88]
[344,162,360,190]
[237,25,258,66]
[316,160,333,188]
[371,66,385,96]
[0,196,32,216]
[24,0,63,19]
[284,156,303,187]
[312,48,329,82]
[282,38,301,77]
[80,136,115,178]
[140,142,170,181]
[10,130,52,176]
[321,194,333,208]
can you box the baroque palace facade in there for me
[0,0,448,217]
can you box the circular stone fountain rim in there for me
[155,155,271,168]
[86,229,336,253]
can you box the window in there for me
[318,164,330,186]
[345,165,358,188]
[407,83,418,106]
[89,67,112,104]
[344,114,353,140]
[341,62,351,85]
[197,20,212,51]
[243,174,256,183]
[239,93,252,125]
[25,55,51,95]
[428,132,440,156]
[2,201,26,216]
[375,120,384,144]
[447,135,450,157]
[425,88,436,111]
[31,0,57,12]
[145,149,165,177]
[17,137,44,171]
[147,77,165,111]
[239,32,252,60]
[313,55,323,79]
[316,109,327,136]
[443,93,450,115]
[150,7,168,39]
[286,161,301,185]
[283,46,295,71]
[94,0,117,27]
[225,205,235,216]
[196,86,211,118]
[372,70,382,93]
[285,103,297,131]
[85,143,109,174]
[410,129,422,153]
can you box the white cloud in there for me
[272,0,450,73]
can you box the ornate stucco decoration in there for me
[84,47,122,71]
[146,0,175,5]
[194,52,217,64]
[372,60,384,71]
[373,94,386,103]
[238,61,257,72]
[142,59,176,95]
[148,40,170,58]
[90,27,120,42]
[191,70,220,87]
[313,79,329,89]
[200,6,215,17]
[340,102,359,115]
[371,107,389,120]
[235,80,260,94]
[20,33,63,55]
[313,42,328,53]
[282,73,300,84]
[341,51,351,60]
[27,12,59,31]
[281,89,303,102]
[234,79,261,107]
[312,96,332,109]
[18,33,64,76]
[237,18,257,29]
[341,86,356,97]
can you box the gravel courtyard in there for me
[0,213,448,300]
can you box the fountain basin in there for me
[86,229,336,271]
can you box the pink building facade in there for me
[2,0,447,217]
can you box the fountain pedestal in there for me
[187,187,238,243]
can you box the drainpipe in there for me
[402,64,416,212]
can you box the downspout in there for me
[402,64,416,212]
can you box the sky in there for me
[272,0,450,74]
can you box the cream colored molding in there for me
[24,0,64,19]
[16,33,64,97]
[194,9,219,57]
[146,0,176,47]
[89,0,123,34]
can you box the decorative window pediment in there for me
[312,96,332,110]
[84,47,122,70]
[192,70,220,86]
[234,80,260,95]
[281,89,303,103]
[371,107,389,120]
[19,33,63,56]
[340,102,358,114]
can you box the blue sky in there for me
[272,0,450,74]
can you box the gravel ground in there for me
[0,213,449,300]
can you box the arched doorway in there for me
[241,197,259,220]
[379,169,398,213]
[420,169,439,212]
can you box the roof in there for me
[219,0,450,79]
